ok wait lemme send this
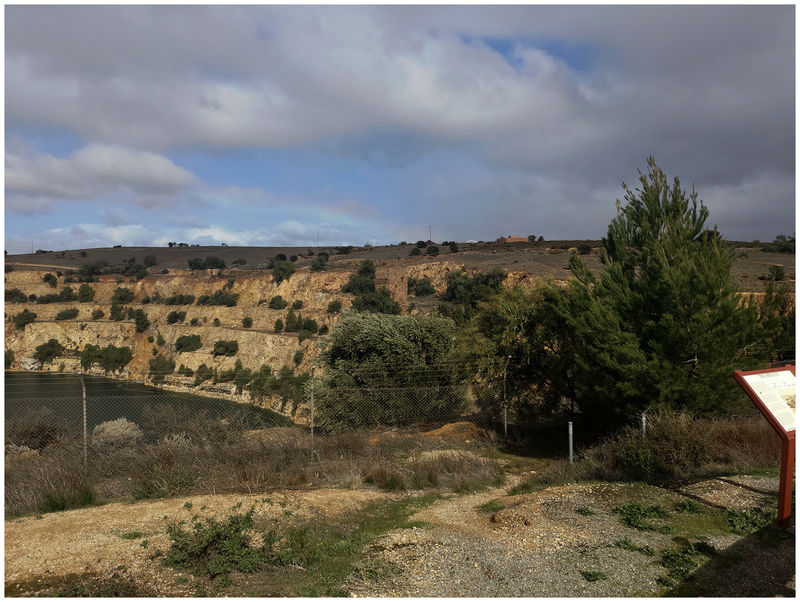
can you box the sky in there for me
[4,5,796,253]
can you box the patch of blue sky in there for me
[6,124,85,157]
[535,39,599,73]
[460,34,602,73]
[169,136,523,245]
[170,147,379,197]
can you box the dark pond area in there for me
[5,372,291,442]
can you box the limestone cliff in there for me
[4,261,531,422]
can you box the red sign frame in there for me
[732,364,795,528]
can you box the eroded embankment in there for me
[5,262,543,421]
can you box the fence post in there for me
[502,356,510,437]
[80,373,88,471]
[310,366,315,458]
[568,421,574,464]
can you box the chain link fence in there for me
[6,352,794,464]
[5,364,517,462]
[5,355,794,517]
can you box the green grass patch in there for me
[508,473,578,496]
[120,531,143,540]
[738,466,780,477]
[580,570,608,582]
[160,494,439,596]
[674,498,703,513]
[263,494,438,596]
[6,570,156,597]
[659,541,715,581]
[476,500,505,515]
[670,505,731,539]
[576,506,596,516]
[726,507,777,535]
[484,449,557,475]
[614,502,670,531]
[614,536,655,556]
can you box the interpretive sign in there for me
[733,365,795,528]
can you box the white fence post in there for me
[310,366,315,458]
[502,357,510,437]
[568,421,574,464]
[81,374,88,471]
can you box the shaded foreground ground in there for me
[5,470,793,597]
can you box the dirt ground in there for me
[5,473,793,597]
[4,488,394,596]
[348,474,794,597]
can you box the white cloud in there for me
[6,223,153,252]
[6,144,197,210]
[182,221,347,247]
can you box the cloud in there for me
[4,6,794,246]
[700,170,796,241]
[6,6,791,180]
[182,221,347,247]
[5,223,154,252]
[6,143,197,211]
[100,209,139,227]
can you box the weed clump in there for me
[477,500,505,515]
[614,502,669,531]
[674,498,703,513]
[580,570,607,582]
[726,507,776,535]
[164,506,264,578]
[37,483,95,514]
[659,541,716,583]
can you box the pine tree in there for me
[560,157,765,425]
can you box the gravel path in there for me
[349,476,793,597]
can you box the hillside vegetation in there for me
[4,160,795,429]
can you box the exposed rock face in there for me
[375,262,408,305]
[4,261,525,422]
[19,357,42,371]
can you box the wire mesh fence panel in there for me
[5,351,796,455]
[5,372,294,449]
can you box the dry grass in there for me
[5,419,502,516]
[362,450,504,492]
[585,411,780,482]
[510,411,781,495]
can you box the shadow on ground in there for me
[669,522,795,597]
